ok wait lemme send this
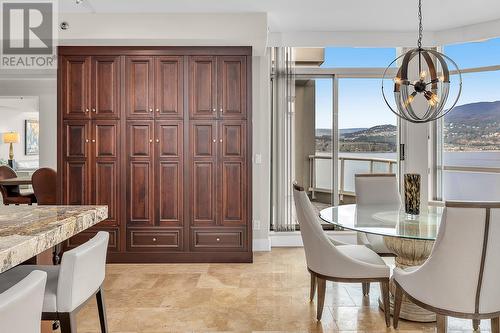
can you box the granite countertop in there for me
[0,205,108,273]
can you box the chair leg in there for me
[473,319,480,331]
[436,314,447,333]
[59,312,77,333]
[380,280,391,327]
[393,283,403,328]
[309,272,316,301]
[362,282,370,296]
[491,317,499,333]
[96,287,109,333]
[316,278,326,321]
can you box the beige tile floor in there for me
[71,248,491,333]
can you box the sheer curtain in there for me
[271,47,296,231]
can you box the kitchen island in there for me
[0,205,108,273]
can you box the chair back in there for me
[411,201,500,314]
[57,231,109,312]
[0,270,47,333]
[0,165,20,200]
[32,168,57,205]
[355,173,401,206]
[293,183,336,274]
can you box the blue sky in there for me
[314,39,500,129]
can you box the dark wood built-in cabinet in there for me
[58,47,252,262]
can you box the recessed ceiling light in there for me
[76,0,83,4]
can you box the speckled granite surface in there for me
[0,205,107,273]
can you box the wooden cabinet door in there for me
[127,121,154,226]
[188,56,217,119]
[125,56,154,119]
[218,121,247,225]
[190,121,217,226]
[217,56,247,119]
[62,120,90,205]
[91,56,121,119]
[155,121,183,228]
[91,120,120,226]
[155,56,184,118]
[61,56,90,119]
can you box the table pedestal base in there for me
[378,236,436,323]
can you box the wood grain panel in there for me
[66,228,119,251]
[191,122,216,157]
[61,56,90,119]
[220,121,246,158]
[128,122,153,158]
[218,56,246,118]
[95,162,118,225]
[64,160,88,205]
[156,121,182,158]
[156,56,183,118]
[94,121,118,157]
[158,162,183,226]
[126,56,154,118]
[189,56,216,118]
[128,161,154,226]
[64,121,89,158]
[129,229,182,250]
[221,161,246,224]
[91,56,121,118]
[191,161,216,225]
[192,229,244,249]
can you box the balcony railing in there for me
[308,154,398,199]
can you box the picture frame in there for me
[25,119,39,155]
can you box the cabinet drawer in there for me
[66,228,118,251]
[129,229,182,250]
[193,230,244,249]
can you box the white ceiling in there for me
[60,0,500,33]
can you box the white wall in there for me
[0,80,57,169]
[0,97,39,164]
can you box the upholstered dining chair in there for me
[293,183,391,324]
[393,201,500,333]
[0,270,47,333]
[0,231,110,333]
[354,173,401,255]
[0,165,36,205]
[32,168,57,205]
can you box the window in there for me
[438,38,500,201]
[321,47,397,68]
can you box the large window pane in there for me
[338,78,398,202]
[444,37,500,69]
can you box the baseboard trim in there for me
[253,237,271,252]
[270,230,357,247]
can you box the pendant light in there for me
[382,0,462,123]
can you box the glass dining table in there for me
[319,204,444,323]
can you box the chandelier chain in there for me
[417,0,423,49]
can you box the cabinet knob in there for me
[212,139,216,143]
[85,108,89,113]
[85,139,89,143]
[149,139,153,143]
[216,238,220,242]
[155,139,160,143]
[152,238,157,242]
[212,108,216,112]
[220,108,223,112]
[219,139,223,143]
[92,139,96,143]
[155,108,160,112]
[149,108,153,113]
[92,108,96,113]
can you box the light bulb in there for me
[394,77,402,84]
[404,95,414,106]
[438,75,445,82]
[420,70,427,80]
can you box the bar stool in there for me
[0,231,110,333]
[0,270,47,333]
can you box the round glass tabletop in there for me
[319,204,444,241]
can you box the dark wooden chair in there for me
[32,168,57,205]
[0,165,36,205]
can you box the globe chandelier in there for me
[382,0,462,123]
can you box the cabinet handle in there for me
[149,139,153,143]
[152,238,157,242]
[149,108,153,113]
[216,238,220,242]
[155,139,160,143]
[92,108,96,113]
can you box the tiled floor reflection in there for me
[70,248,492,332]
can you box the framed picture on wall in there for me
[25,119,39,155]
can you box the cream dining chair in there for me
[393,201,500,333]
[354,173,401,255]
[0,270,47,333]
[293,183,391,324]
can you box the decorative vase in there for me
[404,173,421,215]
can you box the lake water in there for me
[314,151,500,201]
